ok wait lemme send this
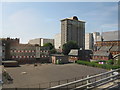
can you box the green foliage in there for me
[76,60,120,70]
[92,60,114,65]
[118,59,120,65]
[62,41,79,55]
[114,59,120,65]
[106,59,114,65]
[43,43,54,50]
[50,48,56,54]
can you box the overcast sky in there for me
[1,2,118,43]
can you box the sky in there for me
[1,2,118,43]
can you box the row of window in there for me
[12,56,36,58]
[93,56,108,60]
[70,57,77,59]
[11,50,35,53]
[11,55,49,59]
[41,55,49,58]
[10,50,49,53]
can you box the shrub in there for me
[76,60,120,70]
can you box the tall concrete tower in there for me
[61,16,85,49]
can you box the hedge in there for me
[76,60,120,70]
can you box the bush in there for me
[106,59,114,65]
[76,60,120,70]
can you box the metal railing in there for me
[46,68,120,90]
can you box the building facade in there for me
[1,38,50,64]
[54,33,61,49]
[68,49,93,62]
[1,37,19,60]
[28,38,54,46]
[85,33,94,50]
[51,54,68,64]
[61,16,85,49]
[93,32,100,44]
[10,44,50,63]
[92,30,120,61]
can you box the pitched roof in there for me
[110,46,120,51]
[68,49,79,56]
[99,46,112,51]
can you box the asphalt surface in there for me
[2,63,107,88]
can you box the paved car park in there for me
[2,63,107,88]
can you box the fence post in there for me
[82,76,84,85]
[110,69,113,80]
[87,75,90,89]
[67,79,69,90]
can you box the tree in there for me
[43,43,54,50]
[62,41,79,55]
[43,43,56,54]
[50,48,56,54]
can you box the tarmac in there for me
[2,63,107,88]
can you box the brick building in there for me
[1,38,50,64]
[92,30,120,61]
[68,49,93,62]
[1,37,19,60]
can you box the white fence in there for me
[46,68,120,90]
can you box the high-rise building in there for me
[93,32,100,44]
[61,16,85,49]
[54,33,61,49]
[85,33,93,50]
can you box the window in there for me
[23,56,26,58]
[12,56,14,58]
[16,56,18,58]
[19,56,22,58]
[27,56,29,58]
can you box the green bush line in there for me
[76,60,120,70]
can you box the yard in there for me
[3,63,107,88]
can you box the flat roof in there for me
[61,18,85,23]
[51,54,65,56]
[2,61,18,63]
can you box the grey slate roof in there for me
[102,30,120,41]
[68,49,79,56]
[110,46,120,51]
[97,46,101,50]
[99,46,112,51]
[93,51,110,56]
